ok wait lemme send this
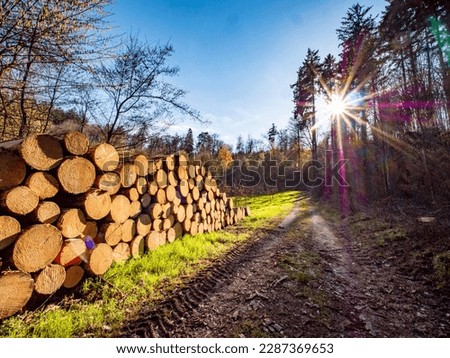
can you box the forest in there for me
[1,1,449,210]
[0,0,450,341]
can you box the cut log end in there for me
[91,143,119,171]
[0,271,34,319]
[57,157,96,194]
[0,216,21,251]
[26,172,59,199]
[63,266,84,289]
[0,152,27,190]
[63,131,89,156]
[88,243,113,276]
[1,186,39,216]
[34,264,66,295]
[12,224,63,273]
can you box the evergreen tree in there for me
[183,128,194,154]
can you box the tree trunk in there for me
[87,243,113,276]
[57,157,96,194]
[90,143,119,171]
[57,208,87,239]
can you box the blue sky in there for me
[110,0,387,148]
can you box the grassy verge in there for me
[0,190,299,338]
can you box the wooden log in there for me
[129,200,142,219]
[148,203,163,219]
[167,171,178,186]
[161,202,172,219]
[63,131,89,156]
[0,271,34,319]
[90,143,119,171]
[152,219,163,232]
[34,264,66,295]
[121,218,136,243]
[195,175,204,191]
[20,134,63,170]
[95,172,121,195]
[0,152,27,190]
[191,186,200,201]
[12,224,62,273]
[176,204,186,223]
[187,178,195,190]
[54,238,86,267]
[79,189,111,220]
[113,242,131,263]
[164,155,175,171]
[83,221,98,240]
[146,231,165,250]
[148,158,162,175]
[0,216,21,251]
[163,215,175,231]
[198,222,204,235]
[63,265,84,289]
[108,195,130,224]
[31,201,60,224]
[57,208,87,239]
[87,243,113,276]
[244,206,251,217]
[1,186,39,215]
[174,152,188,167]
[57,157,96,194]
[134,154,149,177]
[136,214,152,236]
[140,193,151,208]
[189,221,198,236]
[178,179,189,197]
[155,169,168,188]
[135,176,148,195]
[26,172,59,199]
[166,227,176,243]
[155,188,166,204]
[188,165,196,179]
[165,185,177,202]
[119,162,138,188]
[182,218,191,233]
[185,204,194,220]
[124,187,139,202]
[173,222,183,240]
[148,180,158,195]
[100,222,122,246]
[185,192,193,204]
[177,165,189,181]
[130,235,144,258]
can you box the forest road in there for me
[121,195,450,338]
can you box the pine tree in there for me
[183,128,194,154]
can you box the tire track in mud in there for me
[118,201,303,338]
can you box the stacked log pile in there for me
[0,132,249,319]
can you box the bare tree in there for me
[91,36,201,146]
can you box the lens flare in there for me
[328,94,347,117]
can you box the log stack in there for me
[0,132,249,319]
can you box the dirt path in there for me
[120,196,450,338]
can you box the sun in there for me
[328,93,348,117]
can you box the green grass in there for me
[235,190,299,229]
[0,190,300,338]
